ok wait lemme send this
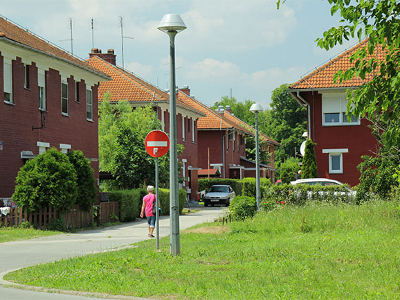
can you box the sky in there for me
[1,0,359,109]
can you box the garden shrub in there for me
[302,139,318,179]
[109,189,142,222]
[67,150,97,212]
[279,158,300,184]
[242,177,272,198]
[198,178,243,196]
[47,216,67,232]
[356,155,399,203]
[230,196,257,221]
[13,148,77,213]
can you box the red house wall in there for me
[198,130,246,179]
[0,54,99,198]
[303,91,378,186]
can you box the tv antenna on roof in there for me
[119,16,134,69]
[60,18,73,55]
[91,18,94,49]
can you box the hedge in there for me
[198,178,243,196]
[260,183,356,210]
[242,177,272,199]
[108,188,186,222]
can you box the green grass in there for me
[0,227,61,243]
[5,200,400,299]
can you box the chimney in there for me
[180,85,190,96]
[218,105,224,114]
[89,48,117,65]
[225,105,232,113]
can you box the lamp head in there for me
[249,103,264,113]
[158,14,187,33]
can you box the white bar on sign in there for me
[147,141,168,147]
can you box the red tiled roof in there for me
[86,56,204,115]
[176,91,253,135]
[198,169,218,176]
[0,16,107,78]
[290,38,386,90]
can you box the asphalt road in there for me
[0,206,224,300]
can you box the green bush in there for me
[242,177,272,198]
[229,196,257,221]
[47,217,67,232]
[67,150,97,212]
[302,139,318,179]
[13,148,77,213]
[198,178,242,197]
[109,189,142,222]
[280,158,300,184]
[356,155,399,203]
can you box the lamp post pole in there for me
[250,103,264,210]
[158,14,186,256]
[255,111,260,209]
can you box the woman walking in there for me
[140,185,157,238]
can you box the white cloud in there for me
[125,62,154,81]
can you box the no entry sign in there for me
[145,130,170,158]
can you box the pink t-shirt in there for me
[143,193,156,217]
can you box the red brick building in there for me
[289,39,383,186]
[0,17,109,199]
[86,53,205,200]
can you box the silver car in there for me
[203,185,235,207]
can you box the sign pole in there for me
[155,157,160,249]
[145,130,170,251]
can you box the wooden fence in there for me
[99,202,119,224]
[0,202,120,230]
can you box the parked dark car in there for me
[203,185,235,207]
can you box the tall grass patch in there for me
[6,200,400,299]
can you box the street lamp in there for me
[158,14,186,256]
[249,103,264,209]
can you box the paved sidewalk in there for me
[0,207,224,300]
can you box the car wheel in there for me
[225,200,230,207]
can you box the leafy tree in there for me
[263,84,307,164]
[302,139,318,179]
[99,94,182,189]
[356,154,399,202]
[245,135,271,164]
[280,157,301,184]
[212,96,256,125]
[67,150,97,212]
[13,148,77,212]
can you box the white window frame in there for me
[37,141,50,155]
[322,148,348,174]
[182,115,186,141]
[161,109,165,131]
[75,81,80,103]
[86,86,93,121]
[38,70,46,111]
[61,78,68,116]
[322,93,360,126]
[24,64,30,89]
[182,159,187,187]
[4,58,13,103]
[192,119,195,143]
[60,144,71,154]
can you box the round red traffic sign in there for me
[145,130,170,158]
